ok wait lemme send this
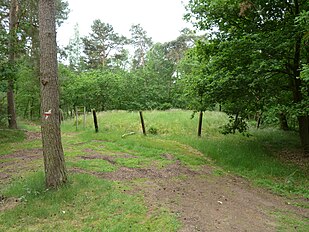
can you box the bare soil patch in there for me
[137,173,308,232]
[71,154,308,232]
[275,149,309,173]
[0,148,42,185]
[79,153,137,165]
[1,139,308,231]
[25,131,41,140]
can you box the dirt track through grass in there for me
[1,130,308,231]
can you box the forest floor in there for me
[1,130,308,232]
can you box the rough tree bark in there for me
[39,0,67,188]
[7,0,18,129]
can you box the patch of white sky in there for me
[57,0,192,47]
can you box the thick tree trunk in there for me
[39,0,67,188]
[7,0,18,129]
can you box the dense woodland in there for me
[0,0,308,153]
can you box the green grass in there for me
[67,159,117,172]
[272,211,309,232]
[0,129,26,144]
[18,120,41,132]
[0,139,42,155]
[60,110,309,199]
[178,131,308,198]
[1,110,308,231]
[1,172,179,231]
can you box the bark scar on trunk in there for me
[41,78,49,85]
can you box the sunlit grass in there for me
[61,110,308,199]
[1,110,308,231]
[0,138,41,155]
[0,172,180,231]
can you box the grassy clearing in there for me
[1,110,308,231]
[62,110,309,199]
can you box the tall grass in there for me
[62,110,308,198]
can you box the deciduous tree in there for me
[185,0,309,153]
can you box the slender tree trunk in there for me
[39,0,67,188]
[198,110,203,137]
[256,111,263,129]
[30,97,35,120]
[7,0,18,129]
[139,111,146,135]
[92,109,99,133]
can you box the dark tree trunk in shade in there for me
[198,111,203,137]
[298,116,309,155]
[7,0,18,129]
[39,0,67,188]
[93,109,99,133]
[279,112,289,131]
[139,111,146,135]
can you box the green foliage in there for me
[184,0,309,150]
[64,23,84,71]
[221,115,249,136]
[15,58,40,119]
[0,0,71,125]
[82,19,128,69]
[148,126,158,135]
[130,24,153,69]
